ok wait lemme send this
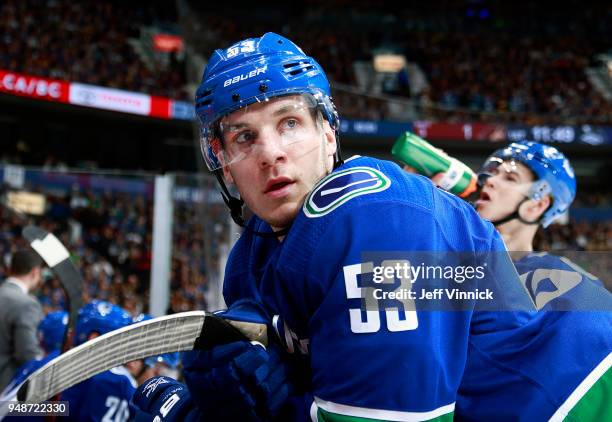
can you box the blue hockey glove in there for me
[131,376,201,422]
[183,341,291,421]
[182,299,290,421]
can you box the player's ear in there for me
[322,120,337,157]
[28,266,42,285]
[222,166,234,185]
[528,196,551,220]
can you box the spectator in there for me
[0,249,44,390]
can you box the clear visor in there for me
[477,158,535,196]
[200,93,324,171]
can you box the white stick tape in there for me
[30,234,70,267]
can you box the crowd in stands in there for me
[170,200,229,313]
[1,1,609,124]
[573,191,612,208]
[0,188,154,315]
[0,0,188,100]
[0,174,228,318]
[535,220,612,252]
[195,1,612,124]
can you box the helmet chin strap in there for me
[490,197,541,226]
[332,131,344,169]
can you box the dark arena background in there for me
[0,0,610,418]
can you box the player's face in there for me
[475,160,535,221]
[220,95,337,230]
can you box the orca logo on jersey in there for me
[304,167,391,218]
[521,268,582,310]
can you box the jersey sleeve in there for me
[515,253,612,311]
[458,253,612,420]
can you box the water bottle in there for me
[391,132,477,198]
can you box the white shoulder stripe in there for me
[549,351,612,422]
[344,155,361,163]
[313,397,455,421]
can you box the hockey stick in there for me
[8,310,267,405]
[22,226,84,353]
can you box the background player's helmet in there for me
[132,313,180,371]
[144,352,180,369]
[38,310,68,353]
[132,313,152,324]
[75,300,133,345]
[480,141,576,227]
[195,32,339,171]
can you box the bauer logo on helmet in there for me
[223,66,267,88]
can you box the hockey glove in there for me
[131,376,201,422]
[182,299,290,421]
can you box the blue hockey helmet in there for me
[38,310,68,353]
[75,300,133,345]
[132,313,152,324]
[144,352,180,370]
[480,141,576,227]
[132,314,180,369]
[195,32,339,171]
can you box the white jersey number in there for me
[102,396,130,422]
[344,261,418,333]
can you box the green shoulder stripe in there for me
[550,352,612,421]
[313,398,454,422]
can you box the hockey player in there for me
[402,141,611,419]
[454,141,612,420]
[132,33,536,421]
[37,310,67,354]
[61,300,137,422]
[471,142,611,307]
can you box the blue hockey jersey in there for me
[0,357,136,422]
[0,351,60,421]
[0,350,60,400]
[224,156,534,421]
[60,366,137,422]
[456,252,612,421]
